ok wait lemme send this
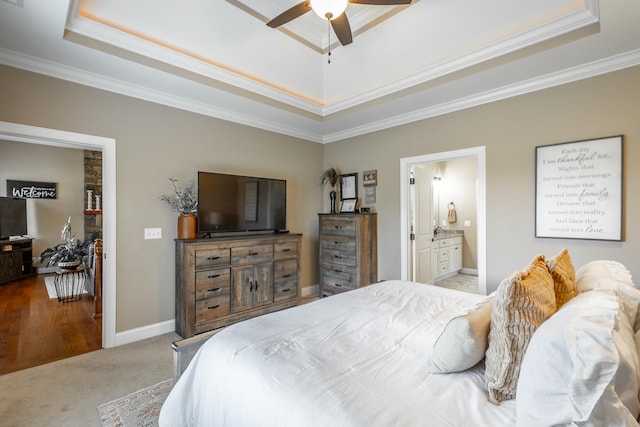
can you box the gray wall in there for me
[2,63,639,333]
[1,64,323,333]
[324,65,640,292]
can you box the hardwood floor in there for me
[0,273,101,375]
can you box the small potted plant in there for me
[161,177,198,239]
[40,217,88,270]
[320,167,340,214]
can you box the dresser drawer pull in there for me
[207,256,220,261]
[333,225,343,229]
[333,255,343,259]
[207,274,220,279]
[207,304,220,310]
[334,269,343,273]
[248,252,259,256]
[207,287,220,292]
[281,288,291,293]
[334,283,343,287]
[280,248,291,252]
[282,274,291,278]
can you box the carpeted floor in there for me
[97,379,173,427]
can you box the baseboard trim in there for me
[114,319,176,347]
[460,268,478,276]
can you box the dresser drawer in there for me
[231,244,273,265]
[321,218,356,236]
[195,268,230,300]
[274,259,297,282]
[195,294,231,324]
[321,234,356,253]
[195,248,230,270]
[322,247,356,267]
[274,242,297,260]
[322,263,356,287]
[322,281,355,295]
[274,280,297,302]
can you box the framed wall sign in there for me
[340,173,358,201]
[7,180,57,199]
[363,170,377,186]
[340,199,357,213]
[535,135,623,241]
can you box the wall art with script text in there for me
[535,135,623,241]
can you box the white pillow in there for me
[577,260,640,332]
[429,296,493,373]
[516,289,640,427]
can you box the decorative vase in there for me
[178,214,197,239]
[329,190,337,214]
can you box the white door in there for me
[413,165,434,284]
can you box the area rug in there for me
[97,379,173,427]
[43,275,87,299]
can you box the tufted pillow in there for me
[429,296,494,374]
[546,248,576,308]
[516,288,640,426]
[485,255,557,404]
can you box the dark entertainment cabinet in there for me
[0,238,34,285]
[174,233,302,338]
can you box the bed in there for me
[159,255,640,427]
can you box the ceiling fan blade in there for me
[267,2,312,28]
[331,13,353,46]
[349,0,412,4]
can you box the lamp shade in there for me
[310,0,348,20]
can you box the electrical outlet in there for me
[464,220,471,227]
[144,228,162,240]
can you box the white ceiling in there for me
[1,0,639,143]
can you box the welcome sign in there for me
[7,180,57,199]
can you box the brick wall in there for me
[84,150,102,242]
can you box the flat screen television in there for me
[197,171,286,235]
[0,197,28,240]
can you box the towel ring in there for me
[448,202,455,210]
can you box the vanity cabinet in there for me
[175,233,301,338]
[433,235,463,281]
[318,213,377,297]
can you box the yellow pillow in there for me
[485,255,557,404]
[546,248,577,308]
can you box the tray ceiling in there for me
[1,0,639,142]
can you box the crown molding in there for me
[322,48,640,143]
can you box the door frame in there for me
[400,146,487,295]
[0,121,117,347]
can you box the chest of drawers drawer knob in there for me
[207,274,220,279]
[207,256,220,261]
[207,287,220,292]
[207,304,220,310]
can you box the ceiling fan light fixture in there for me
[310,0,348,20]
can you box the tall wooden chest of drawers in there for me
[318,213,377,296]
[175,233,301,338]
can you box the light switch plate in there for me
[464,220,471,227]
[144,228,162,239]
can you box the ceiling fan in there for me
[267,0,412,46]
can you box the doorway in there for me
[400,146,487,295]
[0,121,117,347]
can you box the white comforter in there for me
[160,280,516,426]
